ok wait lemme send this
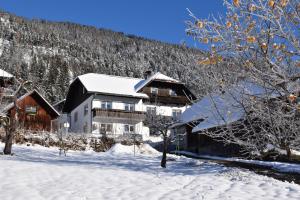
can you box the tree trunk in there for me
[3,128,14,155]
[2,81,24,155]
[286,146,291,160]
[3,104,17,155]
[161,135,167,168]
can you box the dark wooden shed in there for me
[5,90,60,131]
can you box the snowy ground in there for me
[0,143,300,200]
[177,151,300,174]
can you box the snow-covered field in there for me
[177,151,300,174]
[0,143,300,200]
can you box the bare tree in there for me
[186,0,300,159]
[145,112,175,168]
[0,79,31,155]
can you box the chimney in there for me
[143,70,152,79]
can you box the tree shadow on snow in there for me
[4,146,226,176]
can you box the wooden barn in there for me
[5,90,60,132]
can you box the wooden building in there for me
[173,81,300,157]
[135,71,195,106]
[5,90,60,132]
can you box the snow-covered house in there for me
[62,72,195,138]
[0,69,15,111]
[173,81,284,156]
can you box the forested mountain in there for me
[0,10,205,103]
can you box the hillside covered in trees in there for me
[0,10,206,103]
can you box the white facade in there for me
[69,96,93,134]
[91,94,148,137]
[64,72,193,140]
[68,94,189,138]
[92,94,144,112]
[143,103,187,117]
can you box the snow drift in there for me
[107,143,160,156]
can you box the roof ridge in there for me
[135,71,180,92]
[78,73,144,81]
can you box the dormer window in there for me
[150,87,158,95]
[169,89,177,96]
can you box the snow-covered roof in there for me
[135,72,180,92]
[76,73,148,98]
[180,81,281,133]
[0,69,13,78]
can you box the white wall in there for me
[70,96,93,133]
[142,103,189,116]
[90,94,148,137]
[51,113,69,133]
[68,93,189,138]
[91,121,149,137]
[92,94,143,112]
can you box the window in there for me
[25,106,37,115]
[83,122,88,133]
[101,101,112,109]
[146,107,156,115]
[150,87,158,95]
[124,124,134,133]
[124,103,135,111]
[100,123,112,133]
[84,104,89,116]
[74,112,78,122]
[169,89,177,96]
[172,109,182,120]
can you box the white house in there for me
[0,69,15,111]
[61,71,196,139]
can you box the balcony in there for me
[142,88,191,105]
[92,108,146,120]
[147,94,190,105]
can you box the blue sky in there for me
[0,0,225,47]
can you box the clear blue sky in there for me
[0,0,225,47]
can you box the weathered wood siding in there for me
[93,108,145,120]
[186,125,242,157]
[9,95,54,131]
[141,81,194,106]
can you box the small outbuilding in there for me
[5,90,60,132]
[173,81,282,157]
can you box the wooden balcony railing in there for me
[93,108,146,120]
[142,88,191,105]
[146,95,190,105]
